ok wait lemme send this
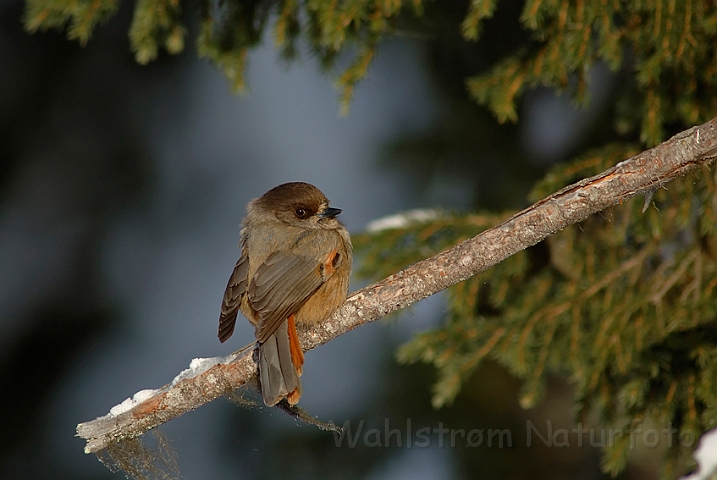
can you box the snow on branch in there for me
[77,117,717,455]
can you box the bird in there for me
[218,182,352,406]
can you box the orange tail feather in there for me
[287,314,304,376]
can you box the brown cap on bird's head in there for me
[247,182,343,228]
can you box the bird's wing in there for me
[218,253,249,342]
[249,249,338,343]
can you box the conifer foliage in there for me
[24,0,717,477]
[356,148,717,477]
[23,0,717,137]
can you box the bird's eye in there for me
[295,207,307,218]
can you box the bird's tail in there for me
[258,314,304,406]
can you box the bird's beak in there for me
[318,207,342,219]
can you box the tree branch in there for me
[77,117,717,454]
